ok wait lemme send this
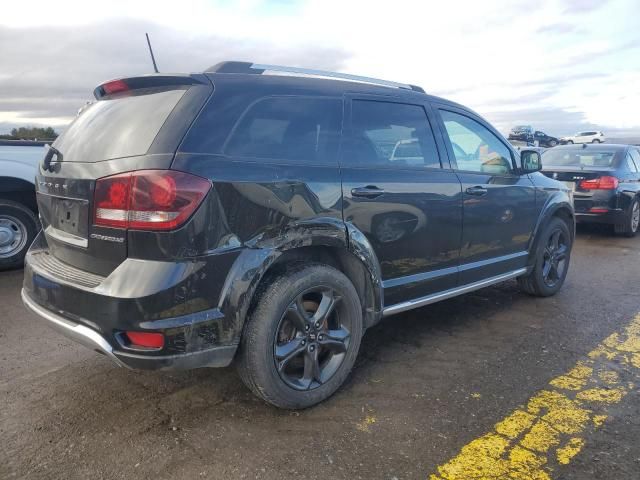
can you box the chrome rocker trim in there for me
[382,268,528,317]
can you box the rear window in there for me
[224,96,342,164]
[53,88,186,162]
[542,149,618,168]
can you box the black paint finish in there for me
[23,68,575,370]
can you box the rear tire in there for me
[237,263,363,409]
[548,140,558,147]
[567,140,574,144]
[518,217,572,297]
[0,200,38,270]
[614,197,639,237]
[592,139,601,143]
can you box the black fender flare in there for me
[215,217,385,343]
[527,192,575,267]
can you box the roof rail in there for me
[206,61,425,93]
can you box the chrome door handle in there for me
[465,186,488,196]
[351,186,385,199]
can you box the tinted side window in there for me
[343,100,440,169]
[225,97,342,164]
[440,110,513,175]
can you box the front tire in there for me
[518,217,572,297]
[237,263,363,409]
[0,200,38,270]
[548,140,558,147]
[615,197,639,237]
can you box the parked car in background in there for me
[561,131,606,144]
[508,125,533,142]
[542,144,640,236]
[532,131,559,147]
[22,62,574,409]
[0,141,42,269]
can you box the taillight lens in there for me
[94,170,210,231]
[579,176,619,190]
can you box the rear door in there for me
[340,96,462,306]
[35,75,212,276]
[434,106,537,284]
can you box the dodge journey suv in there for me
[23,62,574,408]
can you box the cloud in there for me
[562,0,607,14]
[0,0,639,139]
[0,18,351,131]
[536,23,576,34]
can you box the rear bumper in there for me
[22,288,127,367]
[575,209,624,225]
[22,232,242,370]
[22,288,238,370]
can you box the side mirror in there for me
[520,149,542,174]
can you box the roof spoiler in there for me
[206,61,425,93]
[93,74,209,100]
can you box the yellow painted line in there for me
[429,313,640,480]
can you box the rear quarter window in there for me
[224,96,342,165]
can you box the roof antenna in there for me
[145,33,159,73]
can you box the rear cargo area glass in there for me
[53,89,186,162]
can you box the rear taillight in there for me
[94,170,210,231]
[579,176,619,190]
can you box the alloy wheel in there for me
[274,287,351,391]
[0,215,28,259]
[542,228,569,288]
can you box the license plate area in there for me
[46,197,90,246]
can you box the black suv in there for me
[22,62,575,408]
[532,131,559,148]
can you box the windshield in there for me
[53,88,186,162]
[542,149,618,168]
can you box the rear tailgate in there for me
[35,74,212,276]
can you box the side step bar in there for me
[382,268,528,317]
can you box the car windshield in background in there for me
[543,149,617,168]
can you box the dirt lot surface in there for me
[2,225,639,479]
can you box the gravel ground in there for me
[1,225,639,480]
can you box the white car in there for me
[561,131,606,144]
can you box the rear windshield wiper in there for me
[43,145,63,172]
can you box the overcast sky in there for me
[1,0,639,137]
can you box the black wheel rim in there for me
[273,286,351,391]
[542,228,569,287]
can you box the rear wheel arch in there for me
[220,230,383,349]
[260,245,382,329]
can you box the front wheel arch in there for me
[527,205,574,268]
